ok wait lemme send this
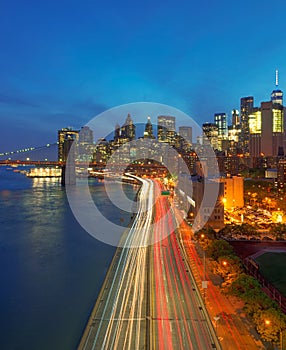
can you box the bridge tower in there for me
[61,138,76,186]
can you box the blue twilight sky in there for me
[1,0,286,152]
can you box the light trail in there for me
[79,177,220,350]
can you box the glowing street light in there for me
[265,320,284,350]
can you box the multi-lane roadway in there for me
[78,177,219,350]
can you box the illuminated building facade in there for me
[120,113,136,142]
[239,96,254,155]
[157,115,176,145]
[221,176,244,209]
[231,109,240,126]
[271,89,283,105]
[202,123,218,150]
[277,159,286,193]
[78,126,94,162]
[144,117,155,139]
[58,127,79,162]
[248,99,285,159]
[261,101,284,157]
[214,113,228,150]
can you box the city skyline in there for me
[1,0,286,152]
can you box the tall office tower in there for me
[78,126,94,162]
[78,126,93,144]
[261,101,284,156]
[249,102,284,158]
[144,116,155,138]
[157,115,176,144]
[121,113,136,141]
[231,109,240,126]
[114,123,121,141]
[271,69,283,106]
[179,126,192,144]
[214,113,228,150]
[239,96,254,155]
[58,127,79,162]
[249,108,262,157]
[202,123,218,150]
[94,138,110,163]
[228,125,241,154]
[272,90,283,105]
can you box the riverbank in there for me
[77,178,142,349]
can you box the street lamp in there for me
[214,316,220,333]
[265,319,284,350]
[200,233,207,302]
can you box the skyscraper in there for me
[121,113,136,141]
[202,123,218,150]
[271,69,283,106]
[261,101,284,157]
[58,127,79,162]
[179,126,192,144]
[78,126,94,162]
[231,109,240,126]
[157,115,176,144]
[214,113,228,150]
[271,89,283,106]
[239,96,254,155]
[249,101,284,158]
[144,116,155,138]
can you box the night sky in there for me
[1,0,286,152]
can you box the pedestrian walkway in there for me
[177,219,266,350]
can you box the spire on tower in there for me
[275,69,279,88]
[271,69,283,106]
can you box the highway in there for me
[78,178,219,350]
[151,181,217,350]
[79,177,154,350]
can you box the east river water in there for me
[0,167,137,350]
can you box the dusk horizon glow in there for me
[1,0,286,151]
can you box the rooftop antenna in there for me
[275,69,279,88]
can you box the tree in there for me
[269,223,286,241]
[254,308,286,344]
[228,273,261,298]
[194,227,216,251]
[243,291,277,317]
[207,239,234,261]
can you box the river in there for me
[0,166,137,350]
